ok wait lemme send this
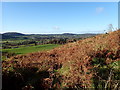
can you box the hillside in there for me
[2,30,120,89]
[2,32,97,40]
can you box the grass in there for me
[2,44,60,55]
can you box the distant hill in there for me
[2,32,97,40]
[62,33,76,35]
[2,32,26,40]
[3,32,25,36]
[2,32,97,36]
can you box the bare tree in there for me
[108,24,114,33]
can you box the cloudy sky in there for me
[2,2,118,34]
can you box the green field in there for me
[2,44,60,55]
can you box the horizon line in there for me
[0,31,103,34]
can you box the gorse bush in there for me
[2,30,120,90]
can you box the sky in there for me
[2,2,118,34]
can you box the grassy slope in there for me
[2,30,120,89]
[2,44,60,54]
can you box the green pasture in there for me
[2,44,60,55]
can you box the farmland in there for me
[2,44,60,55]
[1,32,96,60]
[2,44,60,60]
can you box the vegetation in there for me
[1,32,97,49]
[2,44,60,60]
[1,32,97,41]
[1,32,96,60]
[2,44,60,54]
[2,30,120,89]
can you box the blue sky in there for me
[2,2,118,34]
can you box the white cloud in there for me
[53,26,60,30]
[96,7,104,13]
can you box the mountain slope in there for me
[2,30,120,89]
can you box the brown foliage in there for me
[2,30,120,89]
